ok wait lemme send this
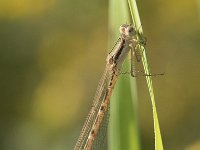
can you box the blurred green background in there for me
[0,0,200,150]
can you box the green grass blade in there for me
[128,0,164,149]
[108,0,140,150]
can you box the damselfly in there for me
[74,24,156,150]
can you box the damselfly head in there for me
[119,24,136,38]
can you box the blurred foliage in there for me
[0,0,200,150]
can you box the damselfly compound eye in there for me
[119,27,126,34]
[128,27,134,33]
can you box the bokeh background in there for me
[0,0,200,150]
